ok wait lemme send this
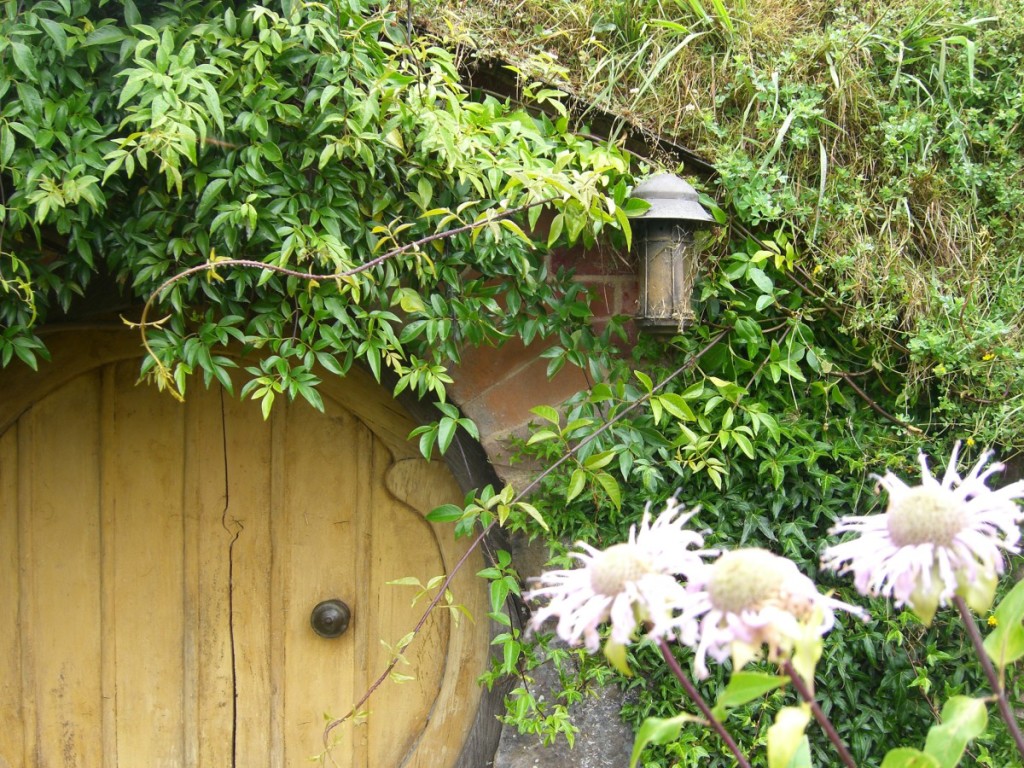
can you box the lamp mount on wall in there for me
[630,174,717,334]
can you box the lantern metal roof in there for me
[631,173,715,223]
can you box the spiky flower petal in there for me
[526,498,706,651]
[680,548,864,679]
[822,443,1024,623]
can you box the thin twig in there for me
[831,370,923,435]
[954,595,1024,759]
[658,639,754,768]
[136,196,559,389]
[781,659,858,768]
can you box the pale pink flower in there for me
[527,498,706,651]
[822,442,1024,623]
[680,548,865,679]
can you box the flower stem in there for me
[953,595,1024,759]
[658,639,754,768]
[781,659,858,768]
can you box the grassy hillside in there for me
[421,0,1024,458]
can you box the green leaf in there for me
[123,0,141,25]
[767,705,810,768]
[437,417,457,453]
[39,18,68,53]
[984,577,1024,668]
[83,26,126,47]
[526,428,559,445]
[10,43,38,81]
[748,266,774,293]
[731,430,755,459]
[259,389,275,420]
[594,471,621,511]
[603,638,631,677]
[634,369,654,392]
[583,450,616,470]
[922,696,988,768]
[547,213,564,247]
[386,576,423,587]
[516,501,548,531]
[530,404,560,425]
[630,712,703,768]
[711,671,790,720]
[197,178,228,219]
[566,468,586,503]
[880,748,942,768]
[0,126,14,166]
[659,393,695,421]
[425,503,464,523]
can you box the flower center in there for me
[708,548,790,614]
[590,544,650,596]
[886,487,967,547]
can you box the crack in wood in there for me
[219,389,241,768]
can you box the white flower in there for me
[526,498,706,652]
[821,442,1024,623]
[680,548,864,679]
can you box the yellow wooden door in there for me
[0,329,488,768]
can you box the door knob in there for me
[310,599,351,638]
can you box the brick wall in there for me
[449,239,638,481]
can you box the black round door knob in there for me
[310,599,352,638]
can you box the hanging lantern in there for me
[631,174,716,333]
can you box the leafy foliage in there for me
[5,0,1024,766]
[412,1,1024,764]
[423,0,1024,457]
[504,225,1024,766]
[0,0,635,411]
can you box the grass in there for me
[416,0,1024,451]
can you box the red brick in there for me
[580,278,616,319]
[449,337,539,405]
[550,241,635,277]
[618,276,640,316]
[461,355,590,438]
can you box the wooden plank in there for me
[366,449,448,768]
[349,418,373,768]
[20,371,104,767]
[108,361,187,766]
[386,458,491,768]
[0,427,24,767]
[268,405,286,768]
[0,329,494,768]
[227,389,275,764]
[99,367,118,768]
[279,399,361,768]
[182,385,234,767]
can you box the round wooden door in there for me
[0,329,489,768]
